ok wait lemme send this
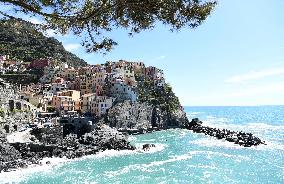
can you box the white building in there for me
[50,82,68,94]
[91,96,116,117]
[110,82,137,102]
[43,91,54,102]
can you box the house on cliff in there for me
[52,90,81,113]
[110,81,137,102]
[81,93,96,114]
[91,96,116,117]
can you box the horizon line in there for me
[182,105,284,107]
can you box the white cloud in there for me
[225,67,284,84]
[154,55,166,61]
[186,83,284,106]
[44,29,56,37]
[27,17,43,24]
[64,43,81,51]
[147,55,166,64]
[226,83,284,98]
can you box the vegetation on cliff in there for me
[136,73,181,114]
[0,19,87,67]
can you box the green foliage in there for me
[11,109,24,114]
[47,106,56,112]
[137,74,181,113]
[37,103,42,108]
[0,0,217,53]
[0,73,41,84]
[0,19,87,67]
[0,108,5,117]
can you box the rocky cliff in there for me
[105,67,191,133]
[104,101,189,133]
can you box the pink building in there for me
[30,59,50,69]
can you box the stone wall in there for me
[0,78,38,134]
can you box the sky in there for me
[2,0,284,106]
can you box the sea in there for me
[0,106,283,184]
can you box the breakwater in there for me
[186,118,266,147]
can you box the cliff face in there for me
[103,64,189,131]
[104,101,189,131]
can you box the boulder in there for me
[142,144,156,151]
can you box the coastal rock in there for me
[105,101,189,133]
[0,123,135,173]
[0,130,6,143]
[0,143,22,162]
[142,144,156,151]
[0,143,23,172]
[187,118,265,147]
[80,124,135,151]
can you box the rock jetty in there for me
[186,118,266,147]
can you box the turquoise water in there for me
[1,106,283,184]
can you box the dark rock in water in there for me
[142,144,156,151]
[186,118,202,129]
[186,118,265,147]
[80,124,135,151]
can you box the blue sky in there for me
[2,0,284,106]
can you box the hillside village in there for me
[0,55,167,128]
[0,53,186,172]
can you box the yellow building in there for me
[60,68,78,80]
[81,93,96,113]
[52,90,81,112]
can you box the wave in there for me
[245,122,284,132]
[199,116,284,138]
[189,137,284,151]
[186,112,203,116]
[0,157,69,184]
[84,143,167,160]
[103,150,246,178]
[127,136,137,141]
[140,139,156,142]
[103,152,195,178]
[0,143,167,183]
[135,143,167,153]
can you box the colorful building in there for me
[91,96,116,117]
[52,90,81,112]
[81,93,96,113]
[30,59,50,69]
